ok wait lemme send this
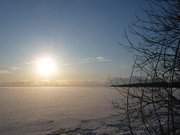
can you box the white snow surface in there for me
[0,87,123,135]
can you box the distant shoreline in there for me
[0,85,107,87]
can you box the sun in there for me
[34,55,58,78]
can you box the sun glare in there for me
[34,56,58,78]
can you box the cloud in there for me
[62,56,112,67]
[0,66,21,74]
[0,69,11,74]
[25,60,34,65]
[81,56,112,64]
[81,57,95,64]
[10,66,20,71]
[24,56,112,67]
[95,56,112,62]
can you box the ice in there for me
[0,87,122,135]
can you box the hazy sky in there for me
[0,0,146,82]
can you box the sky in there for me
[0,0,146,83]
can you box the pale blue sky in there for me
[0,0,146,81]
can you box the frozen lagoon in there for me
[0,87,123,135]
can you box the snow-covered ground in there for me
[0,87,123,135]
